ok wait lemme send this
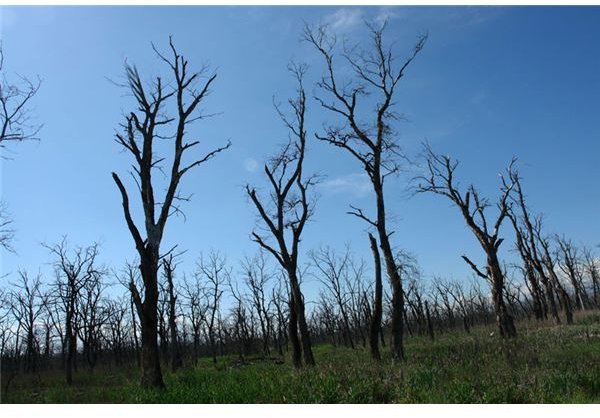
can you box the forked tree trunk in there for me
[289,270,315,366]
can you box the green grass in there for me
[3,312,600,403]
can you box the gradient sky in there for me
[1,6,599,301]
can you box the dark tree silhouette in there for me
[195,251,227,365]
[555,235,590,311]
[241,252,274,357]
[303,21,427,360]
[0,202,14,252]
[163,254,183,372]
[246,63,317,367]
[416,146,518,338]
[45,239,101,384]
[0,45,41,145]
[368,233,383,360]
[111,38,230,388]
[8,271,43,373]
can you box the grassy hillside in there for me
[3,311,600,403]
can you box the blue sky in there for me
[1,6,599,301]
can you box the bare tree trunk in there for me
[136,256,165,389]
[289,270,315,366]
[288,293,302,368]
[368,233,382,361]
[489,257,516,337]
[164,258,183,373]
[425,300,435,341]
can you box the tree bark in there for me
[368,233,382,361]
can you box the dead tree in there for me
[582,246,600,307]
[181,274,208,364]
[45,239,101,384]
[304,21,427,361]
[555,236,590,311]
[0,45,41,145]
[228,274,252,361]
[77,264,108,372]
[111,38,230,388]
[310,246,355,349]
[416,147,517,338]
[505,172,562,323]
[0,202,14,252]
[196,251,227,365]
[104,296,128,366]
[368,233,383,360]
[246,63,317,367]
[117,262,142,366]
[270,276,288,356]
[534,221,574,325]
[162,255,183,372]
[8,271,44,373]
[241,252,274,357]
[431,277,457,329]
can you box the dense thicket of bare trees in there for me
[2,230,598,395]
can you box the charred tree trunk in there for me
[288,293,302,368]
[488,257,516,337]
[164,257,183,373]
[368,233,383,361]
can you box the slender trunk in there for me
[368,233,382,361]
[165,265,183,373]
[425,301,435,341]
[289,270,315,366]
[131,295,141,367]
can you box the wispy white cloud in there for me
[243,158,259,173]
[320,173,372,198]
[325,8,365,32]
[374,7,405,26]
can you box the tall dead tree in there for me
[555,236,589,311]
[416,146,518,338]
[304,21,426,360]
[111,38,230,388]
[534,219,574,324]
[246,63,317,367]
[505,172,562,323]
